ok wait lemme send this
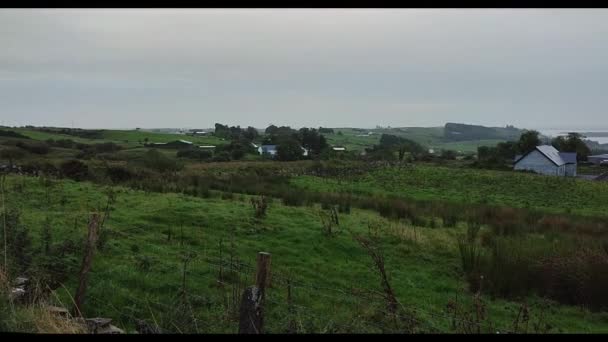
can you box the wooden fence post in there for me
[238,252,271,334]
[72,213,101,317]
[256,252,271,295]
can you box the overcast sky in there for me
[2,8,608,130]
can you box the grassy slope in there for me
[329,127,505,154]
[5,175,608,333]
[13,128,226,148]
[291,164,608,217]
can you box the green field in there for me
[12,128,226,148]
[2,126,608,334]
[2,175,608,333]
[291,164,608,218]
[327,127,507,154]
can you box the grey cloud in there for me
[1,9,608,129]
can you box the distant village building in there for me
[514,145,577,177]
[199,145,216,150]
[332,147,346,152]
[258,145,278,156]
[588,154,608,165]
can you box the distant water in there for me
[536,128,608,145]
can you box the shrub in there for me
[142,149,182,172]
[59,160,89,181]
[212,151,231,162]
[105,165,135,183]
[16,141,50,155]
[282,191,306,207]
[251,196,269,219]
[0,129,30,139]
[177,148,212,161]
[0,147,25,164]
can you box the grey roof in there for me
[515,145,575,166]
[559,152,577,164]
[260,145,277,151]
[514,154,522,162]
[535,145,566,166]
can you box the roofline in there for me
[514,146,562,167]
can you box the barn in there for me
[514,145,577,177]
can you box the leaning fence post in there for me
[238,252,271,334]
[72,213,101,317]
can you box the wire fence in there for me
[0,236,550,334]
[0,175,552,334]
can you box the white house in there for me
[514,145,577,177]
[258,145,278,156]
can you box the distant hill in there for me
[443,123,522,142]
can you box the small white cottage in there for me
[514,145,577,177]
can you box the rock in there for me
[9,287,26,301]
[135,319,163,334]
[97,324,125,334]
[14,277,29,287]
[46,305,70,317]
[85,317,113,333]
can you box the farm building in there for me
[588,154,608,165]
[258,145,277,156]
[514,145,577,177]
[198,145,216,150]
[332,147,346,152]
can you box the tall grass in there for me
[458,232,608,310]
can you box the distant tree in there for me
[496,141,518,160]
[517,130,541,154]
[214,123,231,139]
[276,137,304,161]
[243,126,259,141]
[552,133,591,161]
[378,134,424,160]
[265,124,278,135]
[337,131,343,136]
[298,128,328,155]
[318,127,334,134]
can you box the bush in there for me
[105,165,135,183]
[0,130,30,139]
[16,141,50,155]
[458,233,608,310]
[0,147,25,164]
[177,149,212,161]
[212,151,231,162]
[142,149,182,172]
[59,160,89,181]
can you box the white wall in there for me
[514,150,559,176]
